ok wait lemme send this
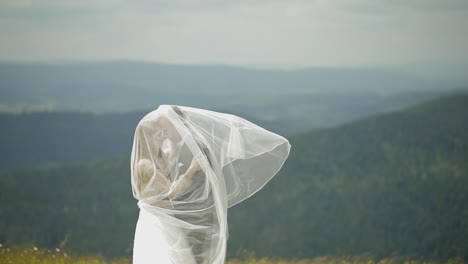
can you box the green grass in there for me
[1,246,465,264]
[227,257,466,264]
[0,246,129,264]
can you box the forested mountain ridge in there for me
[0,156,135,256]
[0,93,467,260]
[0,90,444,172]
[0,111,141,171]
[228,93,468,259]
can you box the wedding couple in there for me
[130,105,291,264]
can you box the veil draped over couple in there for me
[130,105,291,264]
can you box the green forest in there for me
[0,90,446,172]
[0,94,467,261]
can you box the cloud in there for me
[389,0,468,11]
[344,0,468,15]
[0,0,123,9]
[0,0,467,68]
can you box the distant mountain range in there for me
[1,64,462,172]
[1,93,467,261]
[0,61,461,113]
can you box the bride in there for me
[131,105,291,264]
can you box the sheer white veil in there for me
[131,105,291,264]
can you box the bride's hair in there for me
[172,105,185,117]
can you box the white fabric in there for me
[130,105,291,264]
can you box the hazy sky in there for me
[0,0,467,68]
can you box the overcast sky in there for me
[0,0,467,69]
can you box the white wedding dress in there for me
[130,105,291,264]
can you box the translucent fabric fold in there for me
[131,105,291,264]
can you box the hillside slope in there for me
[0,93,467,260]
[0,91,442,172]
[229,93,468,260]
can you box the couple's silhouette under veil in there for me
[130,105,291,264]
